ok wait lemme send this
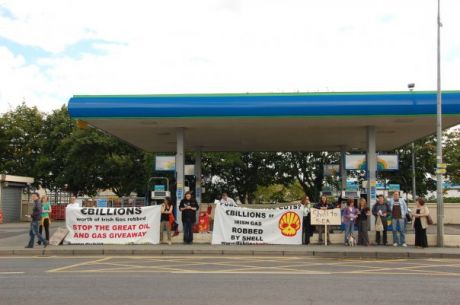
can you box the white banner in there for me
[310,208,342,225]
[212,205,303,245]
[64,206,161,245]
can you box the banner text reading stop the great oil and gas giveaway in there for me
[65,206,161,244]
[212,204,303,245]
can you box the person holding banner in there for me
[160,197,173,245]
[300,195,314,245]
[220,192,237,207]
[342,198,359,245]
[314,195,334,244]
[67,195,81,208]
[179,191,199,244]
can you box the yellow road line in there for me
[172,270,333,275]
[47,257,112,273]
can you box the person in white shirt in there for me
[220,192,237,207]
[67,195,81,208]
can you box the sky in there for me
[0,0,459,113]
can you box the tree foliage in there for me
[445,129,460,184]
[201,152,278,203]
[272,152,340,202]
[0,104,148,197]
[0,104,44,183]
[380,136,437,198]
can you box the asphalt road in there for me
[1,256,460,305]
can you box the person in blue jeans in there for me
[25,192,48,248]
[388,191,408,247]
[342,198,359,245]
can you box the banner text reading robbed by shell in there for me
[212,205,303,245]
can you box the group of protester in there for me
[26,190,430,248]
[159,191,237,245]
[300,191,430,248]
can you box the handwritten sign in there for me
[310,208,341,225]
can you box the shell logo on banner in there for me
[278,212,300,237]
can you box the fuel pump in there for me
[147,177,171,205]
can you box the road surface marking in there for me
[47,257,112,273]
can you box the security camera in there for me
[408,83,415,90]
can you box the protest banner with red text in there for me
[64,206,161,244]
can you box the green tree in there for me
[36,106,76,190]
[0,103,44,185]
[380,136,437,198]
[272,152,340,202]
[254,181,305,204]
[58,127,147,197]
[0,104,149,197]
[445,129,460,184]
[202,152,278,203]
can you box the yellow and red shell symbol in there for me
[279,212,301,237]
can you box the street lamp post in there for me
[408,83,416,203]
[436,0,444,247]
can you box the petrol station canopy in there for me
[68,91,460,152]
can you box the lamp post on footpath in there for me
[408,83,417,203]
[436,0,444,247]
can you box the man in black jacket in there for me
[179,192,199,244]
[372,194,390,245]
[25,192,48,248]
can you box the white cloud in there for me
[0,0,459,113]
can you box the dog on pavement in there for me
[347,235,356,247]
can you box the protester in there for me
[356,197,370,246]
[160,197,174,245]
[342,198,359,245]
[412,197,430,248]
[314,195,334,244]
[38,195,52,245]
[300,195,314,245]
[372,194,390,246]
[25,192,48,248]
[388,191,408,247]
[220,192,237,207]
[67,195,81,208]
[179,191,199,244]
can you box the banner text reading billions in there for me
[65,206,161,244]
[212,205,303,245]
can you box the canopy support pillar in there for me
[176,128,185,230]
[367,126,377,231]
